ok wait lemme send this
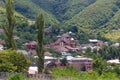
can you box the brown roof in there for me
[53,46,69,52]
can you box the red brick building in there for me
[68,57,93,71]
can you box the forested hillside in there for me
[1,0,120,41]
[65,0,120,30]
[31,0,96,21]
[0,0,59,26]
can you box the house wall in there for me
[69,60,92,71]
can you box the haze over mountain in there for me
[1,0,120,40]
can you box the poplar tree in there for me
[3,0,16,50]
[36,13,45,73]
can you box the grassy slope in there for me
[14,0,59,25]
[105,30,120,41]
[0,0,59,26]
[65,0,120,30]
[104,9,120,41]
[0,7,26,25]
[102,9,120,30]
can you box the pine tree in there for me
[36,13,45,73]
[3,0,16,50]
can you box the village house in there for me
[79,39,108,53]
[28,55,93,74]
[107,59,120,64]
[67,56,93,71]
[24,41,37,50]
[45,33,79,52]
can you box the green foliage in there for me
[93,58,107,75]
[0,62,17,72]
[113,64,120,75]
[65,0,120,29]
[105,30,120,41]
[52,67,120,80]
[0,50,30,72]
[99,46,120,60]
[31,0,96,21]
[1,0,120,43]
[86,47,92,53]
[77,30,89,44]
[3,0,16,50]
[99,72,117,79]
[52,66,79,76]
[14,0,59,25]
[78,71,99,80]
[60,58,68,66]
[36,13,45,73]
[8,73,26,80]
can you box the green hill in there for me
[105,30,120,41]
[14,0,59,25]
[0,7,26,25]
[31,0,96,21]
[102,9,120,30]
[0,0,59,26]
[1,0,120,41]
[65,0,120,30]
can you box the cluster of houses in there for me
[1,29,120,74]
[28,52,93,74]
[45,32,79,52]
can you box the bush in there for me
[0,50,30,72]
[8,73,26,80]
[52,66,79,76]
[99,72,117,80]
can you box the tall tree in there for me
[3,0,16,50]
[36,13,45,73]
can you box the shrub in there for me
[8,73,26,80]
[52,66,79,76]
[99,72,117,79]
[0,50,30,72]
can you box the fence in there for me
[0,72,72,80]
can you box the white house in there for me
[107,59,120,64]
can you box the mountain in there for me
[1,0,120,41]
[0,0,59,26]
[65,0,120,30]
[31,0,120,39]
[31,0,97,21]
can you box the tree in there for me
[3,0,16,50]
[60,57,68,66]
[36,13,45,73]
[0,50,30,72]
[77,30,89,44]
[93,58,107,75]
